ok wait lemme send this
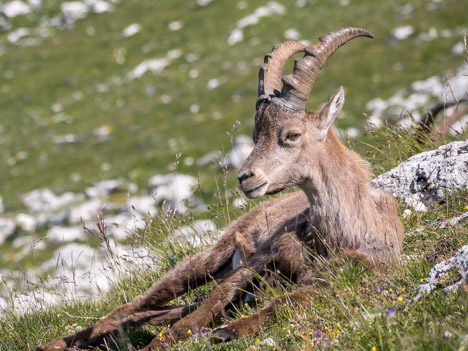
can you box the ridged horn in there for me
[257,41,306,108]
[277,27,374,111]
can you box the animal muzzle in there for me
[237,167,269,198]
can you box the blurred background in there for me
[0,0,467,311]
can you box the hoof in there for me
[210,329,232,344]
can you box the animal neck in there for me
[299,129,372,248]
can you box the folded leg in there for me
[211,287,317,342]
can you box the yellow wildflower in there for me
[187,329,192,334]
[371,347,377,351]
[398,296,404,303]
[255,339,260,344]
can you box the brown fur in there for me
[39,58,403,351]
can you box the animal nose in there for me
[237,170,254,184]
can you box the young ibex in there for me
[39,27,403,351]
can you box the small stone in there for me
[122,23,141,38]
[47,226,86,243]
[0,218,16,245]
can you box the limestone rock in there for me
[0,218,16,245]
[47,226,86,243]
[148,173,198,213]
[222,135,254,169]
[414,245,468,301]
[371,140,468,211]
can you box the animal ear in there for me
[317,86,345,140]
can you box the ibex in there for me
[39,27,403,351]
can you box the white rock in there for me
[12,235,41,249]
[104,213,144,240]
[168,20,183,31]
[445,65,468,103]
[207,78,221,90]
[365,97,388,121]
[258,338,278,347]
[396,116,415,130]
[346,127,360,138]
[42,243,102,296]
[149,174,198,213]
[2,1,31,18]
[16,237,46,259]
[371,140,468,211]
[47,226,86,242]
[85,179,125,198]
[411,76,442,97]
[227,2,285,46]
[222,135,254,168]
[122,23,141,38]
[448,115,468,135]
[53,133,79,144]
[451,42,465,56]
[391,25,414,41]
[436,211,468,229]
[127,196,157,217]
[227,28,243,46]
[232,197,247,208]
[28,0,41,10]
[92,0,112,13]
[174,220,217,247]
[197,150,220,166]
[22,189,80,213]
[0,297,7,311]
[128,58,170,79]
[236,1,285,28]
[15,213,36,232]
[414,245,468,301]
[69,199,103,224]
[284,28,300,40]
[402,209,412,218]
[7,27,30,43]
[45,243,98,270]
[0,218,16,245]
[61,1,88,21]
[4,289,61,315]
[196,0,214,6]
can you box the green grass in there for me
[1,185,467,351]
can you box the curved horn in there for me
[257,41,306,108]
[277,27,374,111]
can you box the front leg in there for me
[141,268,255,350]
[211,287,317,342]
[38,231,238,351]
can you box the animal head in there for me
[238,27,373,199]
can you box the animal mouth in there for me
[241,181,268,198]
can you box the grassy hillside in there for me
[1,187,467,351]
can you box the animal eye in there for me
[287,132,301,141]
